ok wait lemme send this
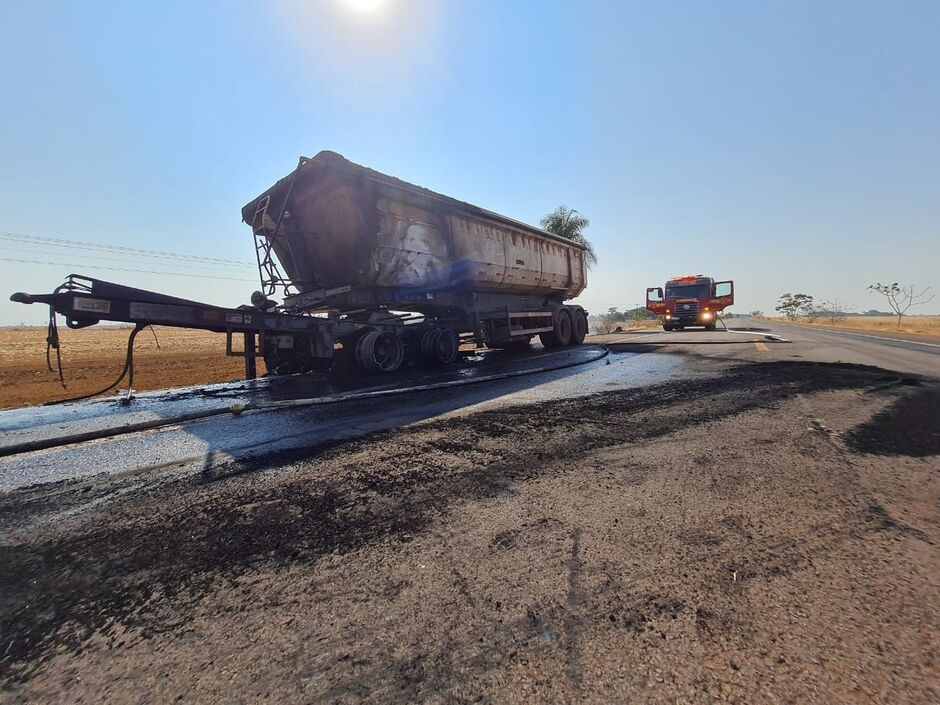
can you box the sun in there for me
[341,0,388,15]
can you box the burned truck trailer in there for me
[12,151,590,379]
[244,151,589,373]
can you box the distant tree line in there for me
[774,293,854,324]
[774,281,933,329]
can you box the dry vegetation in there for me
[0,326,263,409]
[592,318,658,334]
[768,315,940,336]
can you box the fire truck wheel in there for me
[663,324,674,332]
[705,322,717,331]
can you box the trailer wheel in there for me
[433,328,460,364]
[539,308,572,348]
[417,326,458,364]
[419,326,442,362]
[570,309,588,345]
[355,331,405,372]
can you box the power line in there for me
[0,231,255,267]
[1,244,251,271]
[0,257,258,282]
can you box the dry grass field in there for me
[592,318,659,334]
[773,315,940,336]
[0,326,264,409]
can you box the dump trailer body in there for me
[241,151,587,309]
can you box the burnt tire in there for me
[539,308,573,348]
[418,327,443,362]
[355,330,405,372]
[571,309,588,345]
[434,328,460,364]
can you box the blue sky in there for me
[1,0,938,324]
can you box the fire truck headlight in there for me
[702,312,712,320]
[665,314,672,320]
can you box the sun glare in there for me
[341,0,387,15]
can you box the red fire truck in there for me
[645,275,734,331]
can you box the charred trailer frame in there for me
[11,275,463,380]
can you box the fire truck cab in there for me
[645,275,734,331]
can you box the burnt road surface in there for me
[0,343,677,490]
[1,319,938,704]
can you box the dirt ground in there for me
[0,326,264,409]
[1,360,938,703]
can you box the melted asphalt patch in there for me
[845,385,940,457]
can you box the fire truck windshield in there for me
[666,284,709,299]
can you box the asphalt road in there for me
[0,318,935,491]
[736,317,939,377]
[603,316,938,378]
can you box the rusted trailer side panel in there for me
[243,151,587,303]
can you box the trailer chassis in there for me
[11,274,588,403]
[10,274,404,386]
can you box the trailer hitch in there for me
[10,291,50,305]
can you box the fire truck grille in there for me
[676,302,699,319]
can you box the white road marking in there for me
[723,329,790,342]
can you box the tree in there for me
[597,307,621,333]
[868,283,934,329]
[775,293,814,319]
[540,206,598,268]
[819,298,850,325]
